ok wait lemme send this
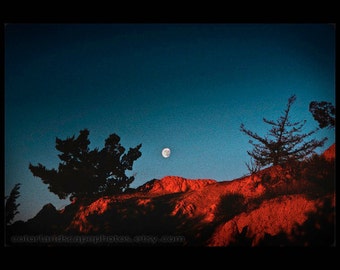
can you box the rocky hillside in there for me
[6,144,335,246]
[136,176,216,194]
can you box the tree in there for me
[29,129,142,200]
[5,183,21,225]
[240,95,327,168]
[309,101,335,129]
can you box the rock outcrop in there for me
[7,144,335,246]
[322,143,335,161]
[137,176,216,194]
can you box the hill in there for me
[6,144,335,246]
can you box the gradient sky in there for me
[5,23,335,222]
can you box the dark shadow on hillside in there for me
[215,193,247,223]
[5,202,80,246]
[64,192,211,246]
[257,196,335,246]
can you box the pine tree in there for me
[5,183,21,225]
[240,95,327,168]
[29,129,142,200]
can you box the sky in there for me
[4,23,335,222]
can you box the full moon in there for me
[161,147,171,158]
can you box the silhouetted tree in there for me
[245,157,261,175]
[240,95,327,168]
[29,129,142,201]
[5,183,21,225]
[309,101,335,129]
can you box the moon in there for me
[161,147,171,158]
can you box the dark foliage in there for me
[300,154,335,198]
[245,158,261,175]
[240,95,327,169]
[215,193,246,222]
[229,225,253,246]
[258,151,335,201]
[309,101,335,129]
[29,129,142,200]
[5,183,21,225]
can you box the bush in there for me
[215,193,246,222]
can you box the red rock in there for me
[10,148,334,246]
[322,143,335,161]
[137,176,216,194]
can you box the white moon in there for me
[162,147,171,158]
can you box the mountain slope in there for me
[208,194,335,246]
[6,143,335,246]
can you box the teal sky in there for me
[5,23,335,222]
